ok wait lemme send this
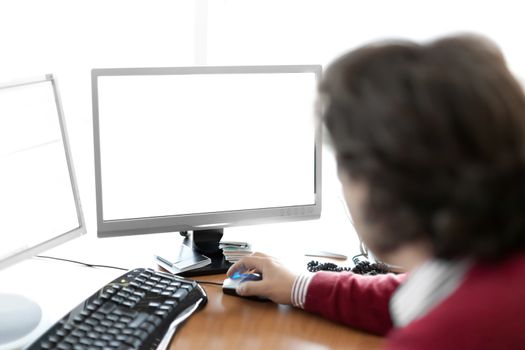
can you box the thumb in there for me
[236,281,264,297]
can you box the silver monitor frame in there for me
[0,75,86,270]
[92,65,322,237]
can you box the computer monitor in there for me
[92,65,321,275]
[0,75,85,347]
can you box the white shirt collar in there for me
[390,258,471,328]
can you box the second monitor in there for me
[92,65,322,274]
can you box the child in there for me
[227,34,525,349]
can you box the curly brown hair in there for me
[320,34,525,260]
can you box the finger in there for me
[226,256,266,277]
[236,280,266,297]
[226,260,244,277]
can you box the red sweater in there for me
[304,254,525,349]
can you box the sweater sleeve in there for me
[304,271,405,336]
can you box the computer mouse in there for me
[222,272,270,302]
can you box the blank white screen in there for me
[0,80,79,261]
[98,72,317,220]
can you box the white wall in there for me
[206,0,525,80]
[2,1,523,255]
[1,1,195,230]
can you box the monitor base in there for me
[177,229,232,277]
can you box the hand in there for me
[226,252,297,305]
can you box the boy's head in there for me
[320,34,525,261]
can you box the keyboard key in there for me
[122,301,136,308]
[100,320,113,328]
[48,334,61,343]
[135,277,147,283]
[106,314,119,322]
[154,310,168,318]
[92,298,104,306]
[114,308,137,318]
[172,289,188,300]
[84,318,99,327]
[119,316,133,323]
[139,322,156,334]
[98,301,117,314]
[129,281,141,288]
[117,291,130,298]
[111,296,125,304]
[77,324,92,333]
[108,340,122,347]
[133,329,149,341]
[71,330,85,338]
[107,328,120,335]
[129,295,141,303]
[40,341,53,349]
[93,340,107,347]
[101,333,114,341]
[56,342,73,350]
[79,338,93,346]
[56,328,68,337]
[94,326,107,333]
[63,335,78,344]
[132,291,145,298]
[159,305,172,312]
[72,315,85,323]
[128,312,148,328]
[91,312,105,320]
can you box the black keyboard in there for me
[26,268,207,350]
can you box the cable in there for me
[35,255,226,286]
[338,193,370,259]
[192,280,223,286]
[35,255,129,271]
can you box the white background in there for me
[1,0,524,264]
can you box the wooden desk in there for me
[170,274,385,350]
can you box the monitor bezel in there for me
[92,65,322,237]
[0,75,86,270]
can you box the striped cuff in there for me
[291,274,314,309]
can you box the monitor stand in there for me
[0,293,42,349]
[178,229,232,277]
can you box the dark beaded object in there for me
[307,260,391,275]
